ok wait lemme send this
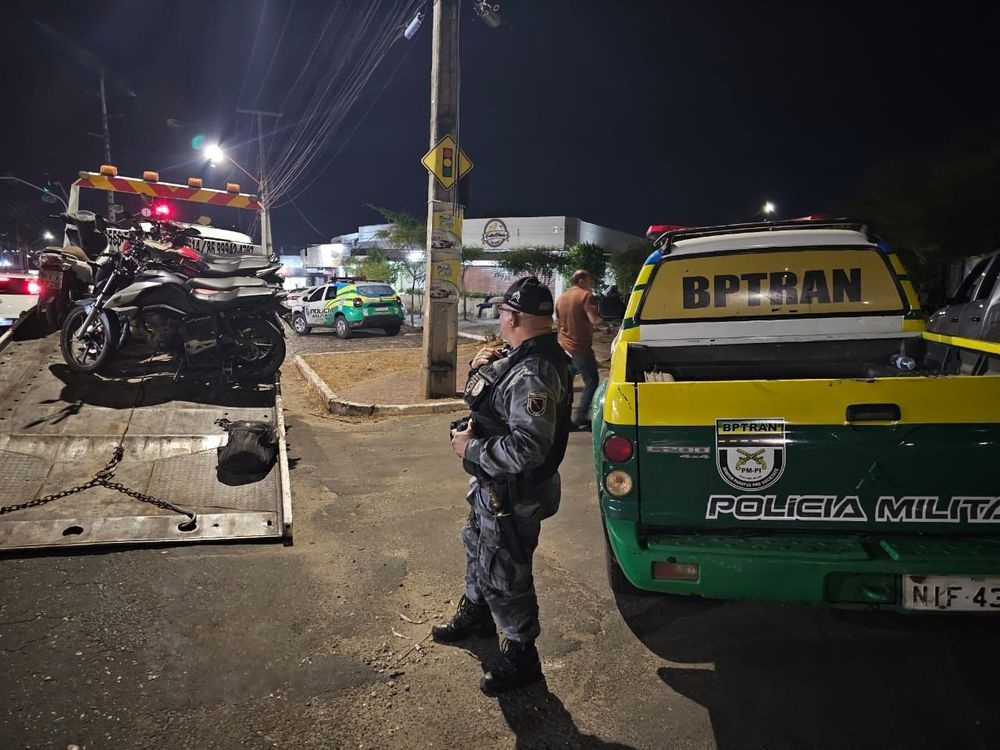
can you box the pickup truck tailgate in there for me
[634,377,1000,533]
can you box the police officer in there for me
[433,276,572,695]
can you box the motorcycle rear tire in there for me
[231,317,286,382]
[60,306,117,374]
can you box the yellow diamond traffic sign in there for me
[421,134,473,191]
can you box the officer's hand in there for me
[451,417,474,458]
[471,345,503,370]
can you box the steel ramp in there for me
[0,324,292,550]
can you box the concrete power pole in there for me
[420,0,460,398]
[237,108,283,258]
[98,71,115,220]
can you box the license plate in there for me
[375,306,388,313]
[41,270,62,289]
[902,575,1000,611]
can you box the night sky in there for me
[3,1,1000,249]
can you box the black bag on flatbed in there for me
[215,418,277,484]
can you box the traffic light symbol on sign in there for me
[421,135,473,190]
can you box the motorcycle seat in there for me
[201,255,273,270]
[190,286,278,310]
[197,260,282,278]
[186,276,267,291]
[57,245,90,263]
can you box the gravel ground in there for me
[301,342,481,402]
[284,322,424,357]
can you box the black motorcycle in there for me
[59,225,287,382]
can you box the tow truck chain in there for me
[0,445,197,526]
[0,352,196,526]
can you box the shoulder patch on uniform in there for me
[527,391,548,416]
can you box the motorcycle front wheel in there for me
[230,317,286,382]
[60,306,117,374]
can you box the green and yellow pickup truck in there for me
[594,219,1000,612]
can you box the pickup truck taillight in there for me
[603,434,634,462]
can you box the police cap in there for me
[501,276,553,316]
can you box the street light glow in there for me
[205,144,225,164]
[763,201,776,215]
[42,231,55,241]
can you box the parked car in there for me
[285,279,405,338]
[281,286,316,311]
[927,249,1000,343]
[0,272,41,332]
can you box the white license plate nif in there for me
[902,575,1000,611]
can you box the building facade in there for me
[285,215,644,297]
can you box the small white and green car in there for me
[286,279,405,338]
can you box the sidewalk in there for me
[293,324,615,416]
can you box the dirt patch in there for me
[302,342,484,404]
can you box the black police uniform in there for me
[458,278,572,644]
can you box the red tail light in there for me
[121,240,132,255]
[353,297,363,307]
[27,280,42,295]
[603,434,634,462]
[178,246,200,261]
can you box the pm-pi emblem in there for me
[716,418,786,490]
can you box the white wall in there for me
[578,220,643,252]
[462,216,569,249]
[461,215,642,252]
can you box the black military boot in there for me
[479,638,543,695]
[431,595,495,643]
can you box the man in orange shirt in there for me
[555,269,602,430]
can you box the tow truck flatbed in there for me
[0,316,292,550]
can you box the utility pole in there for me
[420,0,460,398]
[98,70,114,219]
[236,108,283,258]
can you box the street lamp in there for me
[204,144,261,185]
[0,175,68,211]
[763,201,776,218]
[203,143,273,258]
[42,231,55,241]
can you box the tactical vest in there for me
[463,332,572,483]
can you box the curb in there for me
[458,331,491,342]
[293,355,467,417]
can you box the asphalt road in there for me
[2,335,1000,749]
